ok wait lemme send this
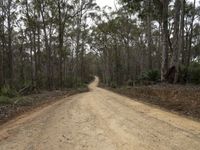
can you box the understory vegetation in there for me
[0,88,88,124]
[105,84,200,119]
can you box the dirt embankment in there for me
[104,84,200,120]
[0,87,89,125]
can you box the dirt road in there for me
[0,77,200,150]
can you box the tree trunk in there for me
[37,20,41,88]
[161,0,169,81]
[19,30,25,85]
[58,0,64,88]
[29,32,34,86]
[171,0,181,83]
[40,3,51,89]
[180,0,185,65]
[80,19,87,82]
[186,0,196,67]
[75,9,82,86]
[7,0,13,87]
[33,30,38,87]
[147,0,153,70]
[0,1,5,87]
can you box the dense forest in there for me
[94,0,200,87]
[0,0,200,94]
[0,0,98,94]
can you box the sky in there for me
[95,0,199,9]
[95,0,117,9]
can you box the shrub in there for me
[127,79,134,86]
[188,62,200,84]
[179,65,188,83]
[0,96,12,105]
[84,75,94,84]
[1,85,18,98]
[110,82,117,88]
[139,70,160,82]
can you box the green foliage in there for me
[188,62,200,84]
[84,75,94,84]
[179,62,200,84]
[110,81,117,88]
[0,96,12,105]
[1,85,18,98]
[179,65,188,83]
[64,77,88,89]
[127,79,134,86]
[139,70,160,82]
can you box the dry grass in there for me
[104,84,200,120]
[0,87,89,124]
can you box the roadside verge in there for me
[101,84,200,120]
[0,87,89,125]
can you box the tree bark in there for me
[161,0,169,81]
[180,0,185,65]
[147,0,153,70]
[40,2,51,89]
[171,0,181,83]
[57,0,64,88]
[0,1,5,87]
[7,0,13,87]
[37,19,41,88]
[186,0,196,67]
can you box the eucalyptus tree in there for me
[90,8,145,86]
[186,0,196,67]
[0,0,99,91]
[70,0,98,85]
[0,0,19,87]
[0,0,5,87]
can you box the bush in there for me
[188,62,200,84]
[179,62,200,84]
[179,65,188,83]
[84,75,94,84]
[127,79,134,86]
[110,82,117,88]
[0,96,12,105]
[139,70,160,82]
[1,85,18,98]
